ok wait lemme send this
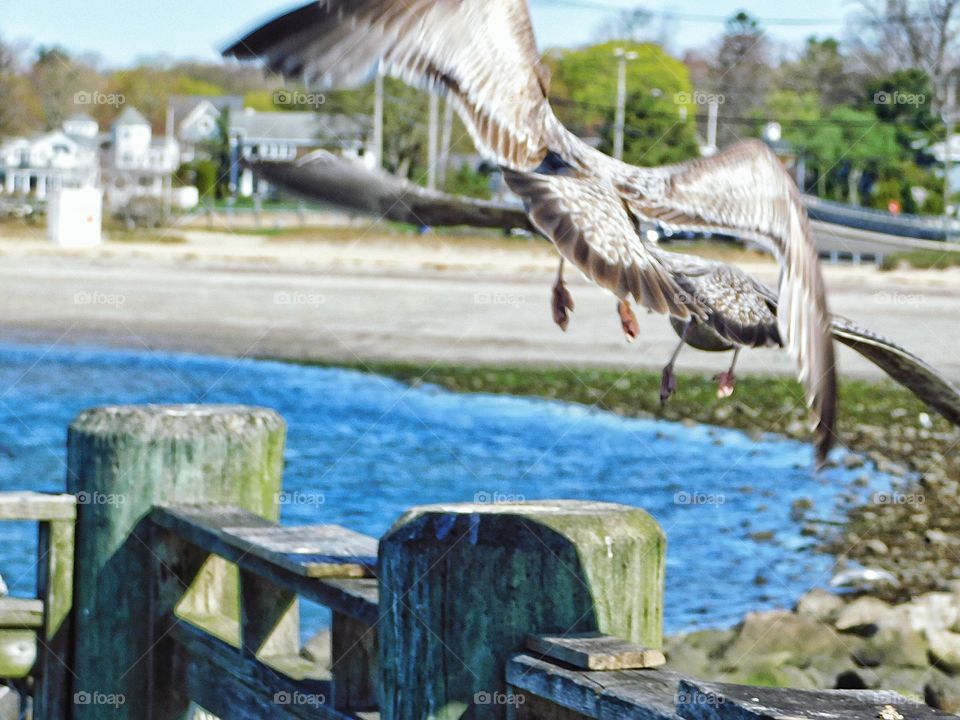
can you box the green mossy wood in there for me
[378,500,665,720]
[67,405,285,720]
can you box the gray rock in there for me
[664,641,710,678]
[905,593,960,634]
[835,597,894,635]
[853,626,928,669]
[723,611,850,669]
[795,588,844,623]
[863,538,890,555]
[842,453,865,469]
[682,628,735,657]
[925,672,960,713]
[835,667,880,689]
[927,628,960,674]
[873,666,930,702]
[926,529,956,546]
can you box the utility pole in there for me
[427,91,439,190]
[707,97,719,154]
[373,66,384,170]
[438,98,455,189]
[613,48,638,161]
[944,82,957,242]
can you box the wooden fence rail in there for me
[0,491,75,719]
[1,404,954,719]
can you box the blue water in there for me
[0,343,887,635]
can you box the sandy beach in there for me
[1,225,958,382]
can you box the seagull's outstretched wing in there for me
[225,0,703,321]
[223,0,551,170]
[623,140,837,463]
[831,318,960,426]
[247,151,534,230]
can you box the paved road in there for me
[0,236,957,385]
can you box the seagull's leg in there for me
[551,258,574,331]
[661,320,690,405]
[714,347,741,399]
[617,300,640,341]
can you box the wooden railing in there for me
[148,503,379,719]
[0,491,75,718]
[4,404,953,719]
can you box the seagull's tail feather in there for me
[831,317,960,427]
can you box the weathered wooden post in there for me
[378,500,665,720]
[66,405,285,720]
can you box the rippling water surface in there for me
[0,343,887,634]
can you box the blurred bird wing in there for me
[622,140,837,463]
[223,0,551,170]
[832,317,960,427]
[503,170,703,319]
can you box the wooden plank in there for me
[172,619,347,720]
[507,654,682,720]
[0,599,43,629]
[0,492,75,521]
[34,517,75,720]
[316,579,379,628]
[332,611,378,712]
[527,632,666,671]
[240,570,300,659]
[675,679,956,720]
[153,504,377,578]
[151,509,380,625]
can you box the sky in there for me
[4,0,855,67]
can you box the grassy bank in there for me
[303,359,959,600]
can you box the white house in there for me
[0,115,100,199]
[168,95,243,162]
[229,108,370,196]
[101,107,181,206]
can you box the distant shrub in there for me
[880,249,960,271]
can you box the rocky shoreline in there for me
[664,588,960,712]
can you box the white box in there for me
[47,187,102,247]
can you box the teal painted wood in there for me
[378,500,666,720]
[67,404,285,720]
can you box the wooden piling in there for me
[66,405,285,720]
[377,500,665,720]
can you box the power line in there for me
[528,0,846,26]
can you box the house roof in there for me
[168,95,244,123]
[229,110,369,145]
[65,112,97,124]
[113,107,150,127]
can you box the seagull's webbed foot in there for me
[617,300,640,342]
[713,348,741,399]
[660,364,678,405]
[552,280,574,331]
[551,259,574,331]
[713,371,736,398]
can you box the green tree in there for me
[777,37,863,110]
[543,41,695,138]
[599,90,700,166]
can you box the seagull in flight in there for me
[242,151,960,440]
[224,0,838,463]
